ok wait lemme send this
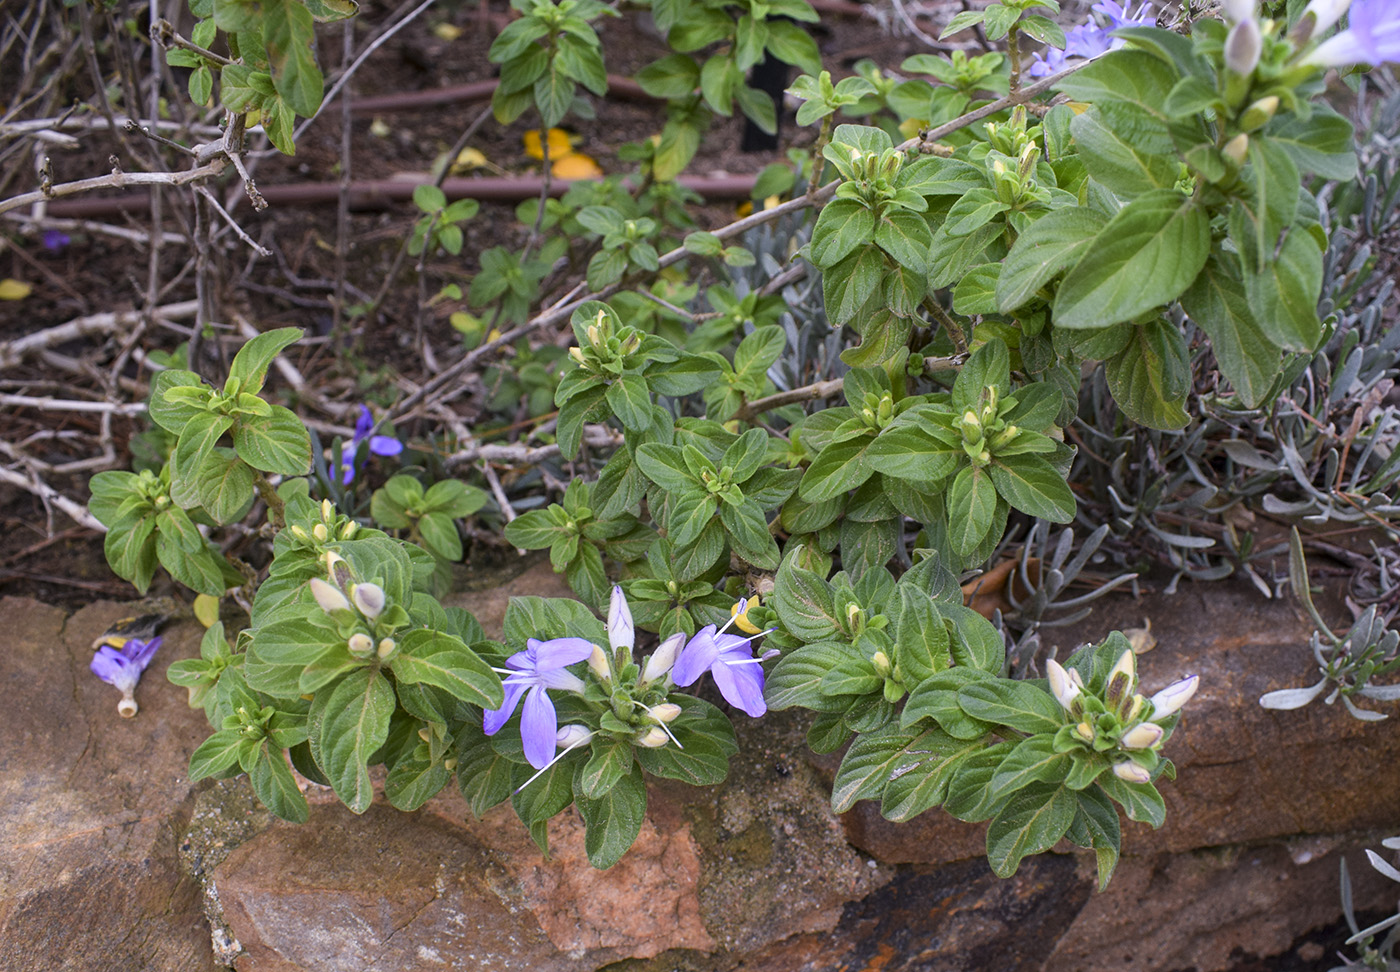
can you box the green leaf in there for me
[633,696,737,785]
[577,763,647,869]
[232,405,312,475]
[956,679,1064,735]
[1053,190,1210,329]
[944,188,1010,237]
[197,449,255,525]
[1098,774,1166,827]
[988,734,1072,801]
[939,9,985,37]
[799,436,876,502]
[393,630,503,708]
[879,729,982,821]
[578,737,635,799]
[866,427,959,483]
[1074,785,1122,889]
[512,757,577,853]
[418,510,464,561]
[228,326,302,396]
[1241,227,1323,352]
[636,53,700,98]
[823,244,887,326]
[533,66,574,129]
[1180,255,1279,407]
[1240,136,1300,275]
[894,587,950,687]
[946,465,997,560]
[385,746,451,811]
[1104,318,1190,430]
[171,411,233,505]
[765,20,821,74]
[988,454,1075,522]
[456,728,516,817]
[150,370,211,435]
[249,741,310,822]
[902,667,997,739]
[773,551,840,641]
[986,783,1076,877]
[810,201,876,269]
[765,642,851,712]
[1069,106,1181,196]
[313,668,396,813]
[156,530,228,596]
[831,724,922,813]
[1053,49,1178,116]
[263,0,324,118]
[1264,104,1358,181]
[874,211,934,272]
[189,728,245,780]
[555,33,607,96]
[605,374,653,431]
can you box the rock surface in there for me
[3,565,1399,972]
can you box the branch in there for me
[0,465,105,532]
[0,300,200,368]
[0,160,226,217]
[734,355,968,421]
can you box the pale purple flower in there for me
[671,624,769,717]
[41,229,70,251]
[1306,0,1400,66]
[341,405,404,484]
[1028,1,1154,76]
[90,636,162,718]
[483,637,593,769]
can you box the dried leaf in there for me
[0,278,33,300]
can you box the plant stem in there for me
[252,470,286,530]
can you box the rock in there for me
[0,597,217,972]
[211,708,887,971]
[844,582,1400,864]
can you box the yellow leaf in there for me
[369,117,391,138]
[523,128,576,160]
[734,201,754,217]
[898,117,927,139]
[454,147,490,171]
[762,194,781,211]
[450,311,484,335]
[193,594,221,629]
[551,153,603,179]
[0,279,32,300]
[432,22,462,40]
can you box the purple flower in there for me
[671,624,769,717]
[41,229,71,251]
[483,637,593,768]
[1307,0,1400,66]
[90,636,162,718]
[341,405,404,484]
[1028,1,1154,76]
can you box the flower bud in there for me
[960,410,982,442]
[1222,0,1255,21]
[348,633,374,656]
[1149,674,1199,719]
[418,727,432,742]
[586,323,601,346]
[290,524,309,541]
[636,726,670,748]
[1239,95,1279,132]
[312,523,329,542]
[569,346,586,365]
[339,520,358,540]
[322,499,334,523]
[377,637,396,660]
[351,583,385,619]
[650,703,682,723]
[1104,649,1137,711]
[1298,0,1349,36]
[607,586,634,652]
[1112,759,1152,784]
[443,758,458,771]
[1225,18,1262,75]
[871,650,892,679]
[1119,722,1164,749]
[310,577,350,614]
[1074,721,1096,743]
[1046,659,1082,713]
[556,724,594,748]
[1223,133,1250,165]
[642,632,684,683]
[588,643,613,683]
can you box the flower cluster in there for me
[1028,1,1155,77]
[1046,650,1198,783]
[482,586,772,771]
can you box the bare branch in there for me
[0,300,199,368]
[0,159,227,217]
[0,464,105,532]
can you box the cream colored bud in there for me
[377,638,396,660]
[1224,133,1250,165]
[418,727,432,742]
[588,643,612,682]
[290,525,309,540]
[443,758,459,771]
[871,650,892,678]
[352,583,386,619]
[310,577,350,614]
[650,703,682,723]
[348,633,374,656]
[1225,18,1262,74]
[1074,721,1096,743]
[339,520,358,540]
[556,725,594,748]
[321,499,334,522]
[1113,760,1152,784]
[642,632,684,683]
[1046,659,1082,712]
[1150,675,1199,719]
[569,347,586,365]
[1120,722,1165,750]
[636,726,670,748]
[312,523,328,542]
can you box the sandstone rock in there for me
[0,597,217,972]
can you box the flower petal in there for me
[608,585,635,652]
[520,684,559,769]
[369,435,403,458]
[125,636,162,672]
[354,405,373,442]
[90,648,132,688]
[671,626,720,687]
[531,637,596,670]
[483,680,529,736]
[712,655,767,717]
